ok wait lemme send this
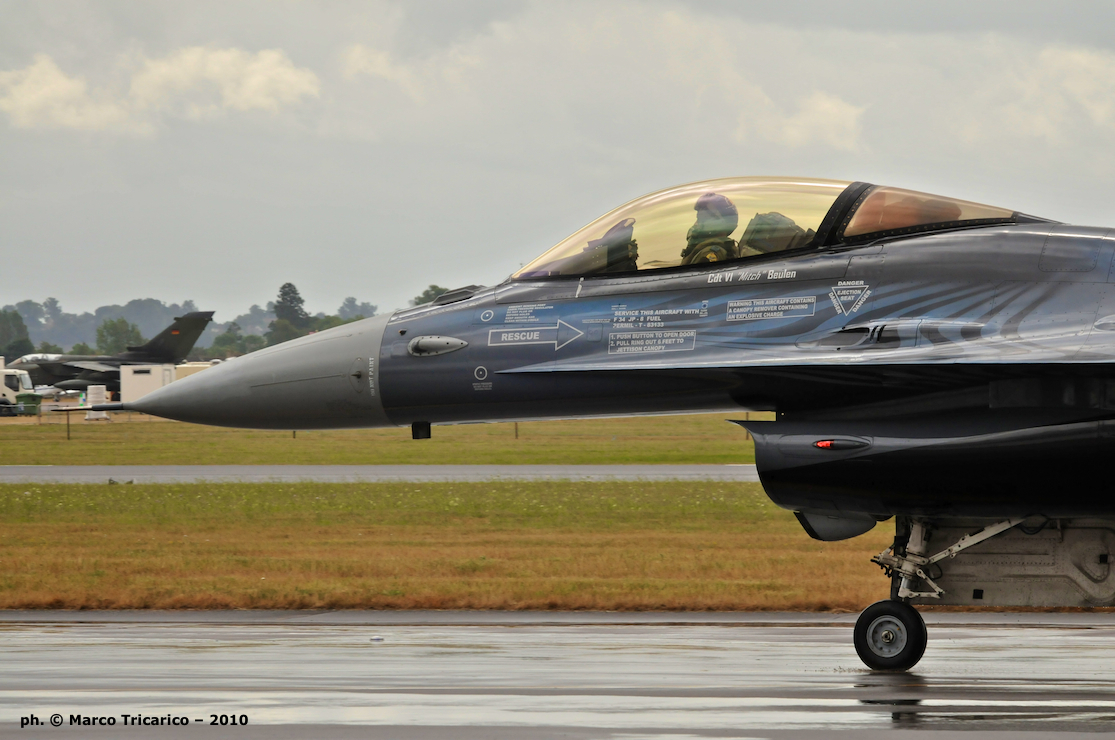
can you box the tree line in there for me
[1,283,451,360]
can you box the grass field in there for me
[0,413,769,465]
[0,481,892,611]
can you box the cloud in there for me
[328,5,1115,167]
[739,91,865,152]
[341,46,423,101]
[336,7,866,153]
[341,43,479,104]
[0,54,134,131]
[770,92,866,151]
[0,48,319,132]
[926,41,1115,149]
[131,47,320,116]
[1033,46,1115,129]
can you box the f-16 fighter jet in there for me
[101,178,1115,670]
[11,311,214,392]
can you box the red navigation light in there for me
[812,438,870,450]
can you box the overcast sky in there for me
[5,1,1115,320]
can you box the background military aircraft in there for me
[12,311,213,392]
[104,177,1115,670]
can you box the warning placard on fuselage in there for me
[608,330,697,354]
[504,303,554,323]
[727,296,816,322]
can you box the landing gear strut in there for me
[854,516,1023,671]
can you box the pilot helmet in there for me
[689,192,738,241]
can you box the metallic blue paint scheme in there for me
[126,184,1115,521]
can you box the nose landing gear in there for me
[854,516,1025,670]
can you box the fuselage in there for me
[124,178,1115,519]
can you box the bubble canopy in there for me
[512,177,1018,280]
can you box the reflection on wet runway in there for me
[2,615,1114,739]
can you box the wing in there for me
[64,361,119,373]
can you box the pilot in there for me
[680,192,740,265]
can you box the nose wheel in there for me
[854,600,926,671]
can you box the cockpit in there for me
[513,178,1020,280]
[13,354,61,364]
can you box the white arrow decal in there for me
[487,319,584,350]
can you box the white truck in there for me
[0,367,37,416]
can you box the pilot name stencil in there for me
[829,281,871,316]
[727,296,816,321]
[608,330,697,354]
[708,268,798,284]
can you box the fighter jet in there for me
[100,177,1115,670]
[12,311,214,392]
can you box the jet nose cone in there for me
[131,314,393,429]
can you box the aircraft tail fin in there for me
[126,311,215,362]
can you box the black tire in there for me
[854,600,927,671]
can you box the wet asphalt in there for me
[1,611,1112,739]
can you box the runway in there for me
[0,464,760,483]
[2,611,1113,739]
